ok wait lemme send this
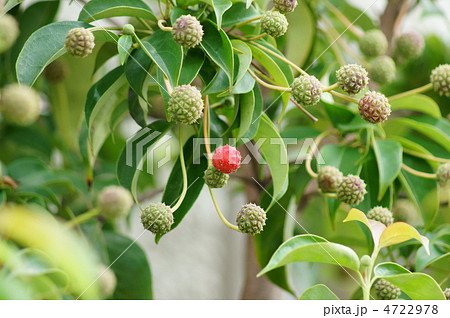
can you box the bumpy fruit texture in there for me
[171,15,203,48]
[358,91,391,124]
[444,288,450,300]
[273,0,298,14]
[0,14,19,53]
[98,185,133,219]
[44,60,69,83]
[291,75,322,106]
[236,203,267,235]
[167,85,204,124]
[204,166,229,188]
[367,206,394,226]
[318,166,343,193]
[359,30,388,58]
[261,11,288,37]
[436,163,450,187]
[64,27,95,58]
[374,279,401,300]
[336,64,369,95]
[0,84,40,126]
[430,64,450,97]
[337,175,367,205]
[212,145,241,174]
[122,24,135,35]
[141,202,174,234]
[393,32,424,63]
[370,56,396,85]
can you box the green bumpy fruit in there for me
[367,206,394,226]
[261,11,288,37]
[204,166,229,188]
[337,175,367,205]
[444,288,450,300]
[98,185,133,219]
[171,15,203,48]
[167,85,204,124]
[370,56,396,85]
[236,203,267,235]
[141,202,174,234]
[374,279,401,300]
[336,64,369,95]
[358,91,391,124]
[436,163,450,187]
[317,166,343,193]
[393,32,424,63]
[44,60,69,83]
[64,27,95,57]
[122,24,135,35]
[0,84,40,126]
[430,64,450,97]
[291,75,322,106]
[359,29,388,58]
[360,255,372,269]
[0,14,19,54]
[273,0,298,14]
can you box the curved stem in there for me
[322,83,340,92]
[137,17,152,30]
[208,187,240,232]
[403,148,450,164]
[67,209,100,228]
[290,97,318,122]
[329,90,359,104]
[402,163,436,179]
[172,125,188,211]
[246,33,268,41]
[229,15,262,31]
[305,130,334,178]
[248,69,291,92]
[388,83,433,101]
[157,19,173,32]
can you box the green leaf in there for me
[0,0,24,14]
[343,208,386,250]
[390,94,441,118]
[212,0,232,29]
[221,2,260,28]
[258,234,360,276]
[141,30,183,88]
[128,89,147,127]
[78,0,157,23]
[415,225,450,271]
[379,222,430,254]
[372,139,402,201]
[237,88,255,140]
[241,82,263,140]
[254,114,289,209]
[231,40,252,85]
[179,48,205,85]
[103,231,152,299]
[16,21,90,86]
[124,43,154,99]
[118,35,133,65]
[285,1,315,69]
[299,284,340,300]
[231,71,255,94]
[399,155,438,229]
[322,101,355,127]
[116,121,174,198]
[374,262,445,300]
[156,136,207,242]
[200,20,234,89]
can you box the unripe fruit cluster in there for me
[336,64,369,95]
[64,27,95,58]
[359,30,388,58]
[318,166,343,193]
[393,32,424,63]
[337,175,367,206]
[367,206,394,226]
[204,165,229,188]
[261,11,288,38]
[97,185,133,219]
[0,14,19,53]
[236,203,267,235]
[358,91,391,124]
[0,84,41,126]
[374,279,401,300]
[141,202,174,234]
[430,64,450,97]
[370,56,396,85]
[436,163,450,187]
[273,0,298,14]
[291,75,322,106]
[167,85,204,125]
[172,15,204,48]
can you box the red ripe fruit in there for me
[212,145,241,174]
